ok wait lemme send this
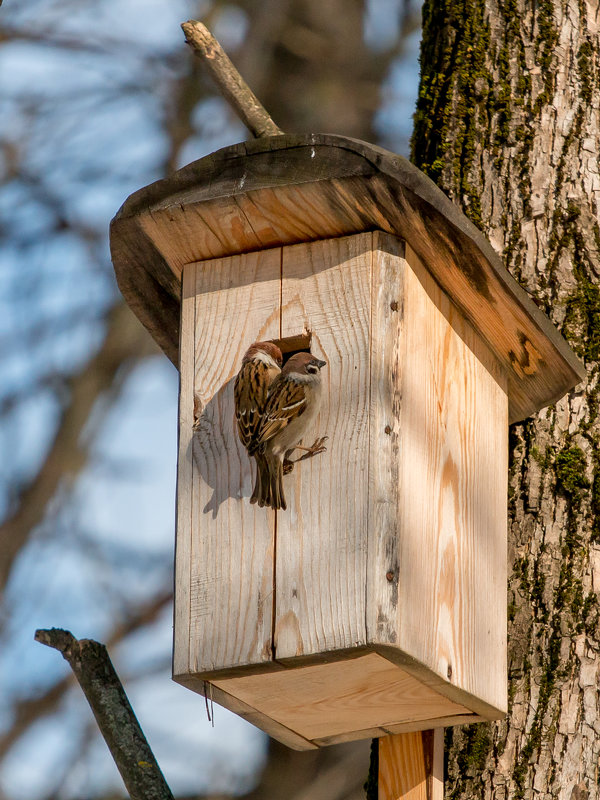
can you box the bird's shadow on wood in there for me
[191,376,254,519]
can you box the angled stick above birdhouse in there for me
[181,20,283,138]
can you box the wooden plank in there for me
[109,222,180,364]
[116,139,374,212]
[368,233,508,715]
[379,730,443,800]
[368,241,508,714]
[367,232,405,650]
[138,196,264,279]
[211,652,469,743]
[233,182,359,245]
[425,729,444,800]
[373,644,504,722]
[314,716,472,747]
[274,234,372,659]
[173,262,197,679]
[110,133,584,420]
[173,675,318,751]
[186,249,280,674]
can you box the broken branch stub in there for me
[181,19,283,139]
[35,628,173,800]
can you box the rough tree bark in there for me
[412,1,600,798]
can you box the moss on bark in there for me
[411,0,600,796]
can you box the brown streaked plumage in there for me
[254,352,327,511]
[234,341,282,505]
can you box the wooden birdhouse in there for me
[110,134,584,751]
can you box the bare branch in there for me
[35,628,174,800]
[181,20,283,138]
[0,587,172,760]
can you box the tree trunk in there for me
[412,1,600,798]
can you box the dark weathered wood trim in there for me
[110,133,585,421]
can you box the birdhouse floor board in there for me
[173,672,318,751]
[212,652,471,741]
[311,713,478,748]
[177,652,486,749]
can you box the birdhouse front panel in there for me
[173,230,509,749]
[175,248,281,677]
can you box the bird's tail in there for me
[250,452,286,510]
[250,453,264,505]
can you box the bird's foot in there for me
[288,436,328,465]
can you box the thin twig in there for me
[181,20,283,138]
[35,628,173,800]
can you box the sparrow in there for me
[234,341,283,504]
[254,352,327,511]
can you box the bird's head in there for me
[282,352,327,376]
[243,341,283,368]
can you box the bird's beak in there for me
[315,359,327,369]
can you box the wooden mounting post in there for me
[379,730,443,800]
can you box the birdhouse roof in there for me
[109,133,584,423]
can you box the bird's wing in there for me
[257,377,307,445]
[234,361,269,451]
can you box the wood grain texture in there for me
[173,675,317,751]
[177,249,281,676]
[109,220,180,361]
[274,234,372,659]
[173,263,197,678]
[368,239,508,715]
[368,232,405,653]
[379,730,443,800]
[110,133,584,421]
[173,232,508,748]
[312,715,474,747]
[212,653,469,743]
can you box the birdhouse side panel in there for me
[274,233,374,659]
[368,240,508,717]
[174,250,281,678]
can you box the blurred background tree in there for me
[0,1,420,798]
